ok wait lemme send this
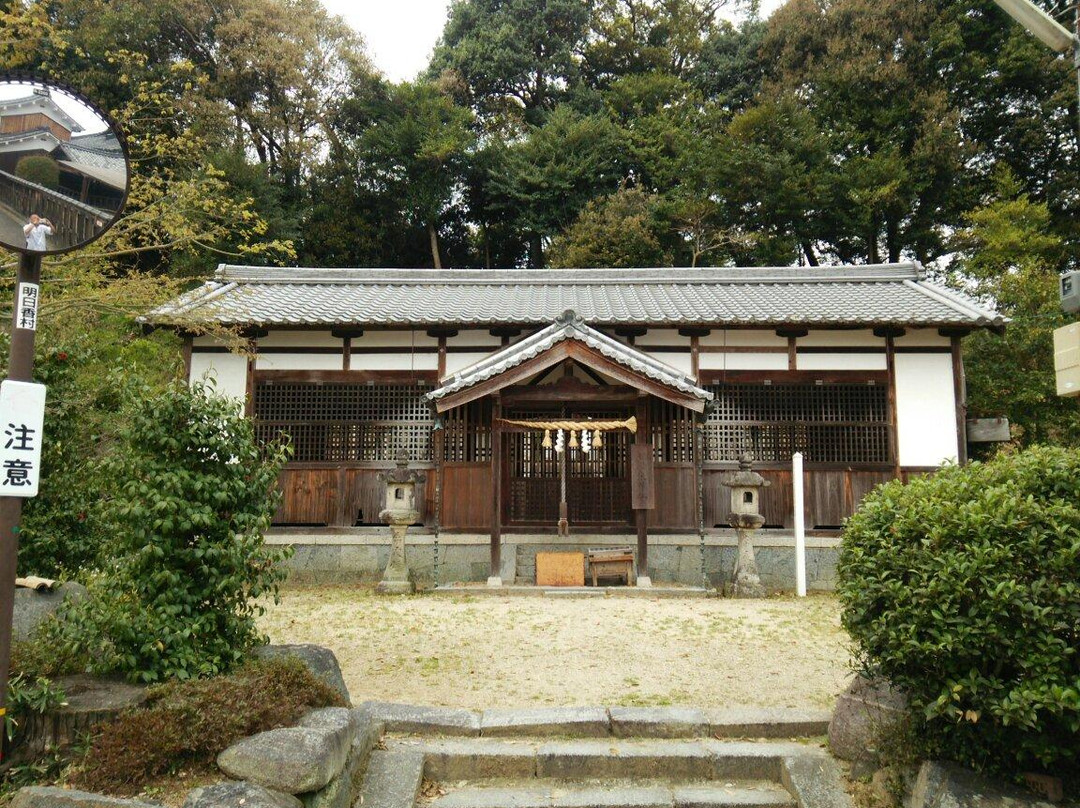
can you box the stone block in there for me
[416,739,538,780]
[705,708,829,739]
[359,701,481,736]
[905,761,1059,808]
[252,645,350,705]
[358,750,424,808]
[13,583,87,641]
[702,741,806,781]
[609,707,708,738]
[536,740,712,780]
[183,782,302,808]
[827,676,908,764]
[11,788,161,808]
[781,754,855,808]
[217,726,350,795]
[481,707,610,737]
[435,787,553,808]
[673,784,796,808]
[550,786,672,808]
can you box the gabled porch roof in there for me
[426,310,714,413]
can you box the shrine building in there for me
[150,262,1003,590]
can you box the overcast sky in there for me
[320,1,787,83]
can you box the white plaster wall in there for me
[699,352,789,371]
[258,330,341,348]
[449,329,503,347]
[255,354,343,371]
[189,353,248,404]
[797,329,879,347]
[700,330,786,348]
[351,352,439,371]
[796,353,887,371]
[896,329,951,348]
[638,351,693,375]
[353,330,437,348]
[443,353,486,376]
[639,329,689,346]
[895,353,958,466]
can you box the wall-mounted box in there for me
[1053,322,1080,397]
[966,418,1011,443]
[1062,271,1080,314]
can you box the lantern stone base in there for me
[636,576,652,588]
[376,519,416,595]
[486,576,504,587]
[732,527,765,598]
[376,578,414,595]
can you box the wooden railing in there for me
[0,169,110,250]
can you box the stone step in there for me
[427,779,796,808]
[359,703,829,741]
[359,749,425,808]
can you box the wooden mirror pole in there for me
[0,251,42,758]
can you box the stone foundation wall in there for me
[272,531,840,593]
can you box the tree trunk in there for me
[868,216,880,264]
[801,241,819,266]
[428,222,442,269]
[528,232,544,268]
[886,214,900,263]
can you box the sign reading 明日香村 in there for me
[0,381,46,497]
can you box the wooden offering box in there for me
[535,552,585,586]
[587,547,635,586]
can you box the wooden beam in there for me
[952,335,968,464]
[874,325,906,339]
[330,328,364,339]
[502,381,638,405]
[678,327,711,338]
[254,369,439,385]
[427,327,459,339]
[775,327,808,339]
[699,370,888,385]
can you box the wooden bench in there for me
[586,547,635,587]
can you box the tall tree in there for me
[428,0,592,124]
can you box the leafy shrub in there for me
[53,381,291,682]
[73,656,346,794]
[837,446,1080,775]
[15,155,60,190]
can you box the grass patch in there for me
[70,656,346,796]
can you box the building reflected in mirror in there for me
[0,81,128,254]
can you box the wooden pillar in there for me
[244,346,256,418]
[489,394,503,583]
[181,334,192,381]
[342,336,351,371]
[883,332,901,479]
[950,334,968,464]
[437,335,447,380]
[787,337,797,371]
[634,395,650,583]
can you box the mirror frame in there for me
[0,71,131,257]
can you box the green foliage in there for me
[549,187,671,268]
[52,381,291,683]
[73,656,346,795]
[15,156,60,190]
[837,446,1080,775]
[5,674,66,743]
[951,177,1078,447]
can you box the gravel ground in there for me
[257,587,853,710]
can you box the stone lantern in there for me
[376,450,425,595]
[721,451,770,598]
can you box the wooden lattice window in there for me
[704,383,890,464]
[442,399,492,463]
[650,400,696,463]
[253,382,433,463]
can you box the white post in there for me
[793,452,806,597]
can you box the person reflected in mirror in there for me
[23,214,54,251]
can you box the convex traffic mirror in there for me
[0,77,129,255]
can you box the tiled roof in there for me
[57,142,126,190]
[146,262,1005,329]
[427,310,713,404]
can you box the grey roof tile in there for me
[428,311,713,403]
[146,263,1005,329]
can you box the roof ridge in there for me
[215,263,923,285]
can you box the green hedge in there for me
[837,446,1080,775]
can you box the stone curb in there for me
[780,755,855,808]
[363,703,830,739]
[357,750,425,808]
